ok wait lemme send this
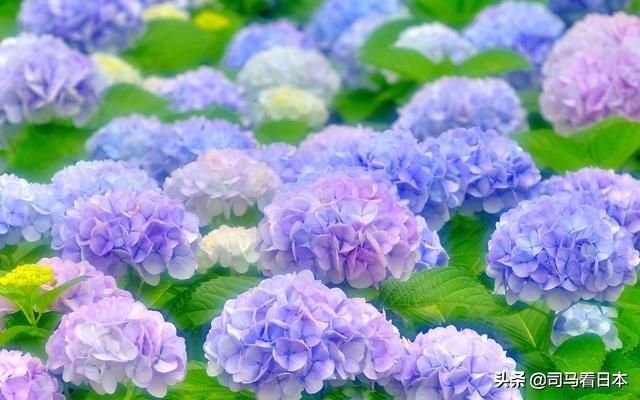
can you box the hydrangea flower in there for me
[394,77,527,140]
[52,189,200,285]
[549,0,630,25]
[150,67,247,113]
[252,85,329,128]
[222,20,316,70]
[197,226,259,273]
[251,143,306,184]
[237,46,341,103]
[397,22,477,64]
[552,303,622,350]
[486,194,640,311]
[0,34,103,128]
[163,149,281,225]
[416,217,449,270]
[305,0,404,50]
[143,2,189,21]
[256,170,444,288]
[19,0,145,53]
[91,53,142,86]
[46,297,187,397]
[204,271,404,399]
[0,350,63,400]
[429,127,541,216]
[385,326,522,400]
[0,174,54,249]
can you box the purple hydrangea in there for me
[0,34,103,128]
[486,194,640,311]
[305,0,404,50]
[552,303,622,350]
[256,170,445,288]
[428,127,541,216]
[150,67,247,113]
[298,125,377,157]
[394,77,527,141]
[222,20,316,70]
[396,22,477,64]
[51,189,200,285]
[0,350,63,400]
[385,326,522,400]
[163,149,282,225]
[539,168,640,248]
[204,271,404,399]
[550,0,630,25]
[19,0,145,53]
[251,143,306,184]
[46,296,187,397]
[416,217,449,270]
[37,257,132,313]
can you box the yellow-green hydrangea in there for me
[90,53,142,87]
[143,2,189,21]
[0,264,53,288]
[252,85,329,128]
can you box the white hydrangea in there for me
[253,85,329,128]
[395,22,477,64]
[91,53,142,86]
[197,225,259,273]
[552,303,622,351]
[143,2,190,21]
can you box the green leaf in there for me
[34,276,87,313]
[360,47,455,83]
[166,361,254,400]
[494,306,554,351]
[512,129,588,172]
[615,284,640,352]
[553,334,607,373]
[361,19,421,55]
[457,49,533,77]
[410,0,497,27]
[255,120,310,144]
[0,0,19,40]
[334,82,416,123]
[0,325,51,346]
[440,215,492,275]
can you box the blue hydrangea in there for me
[305,0,404,50]
[251,143,307,184]
[550,0,630,25]
[486,194,640,311]
[396,22,477,64]
[394,77,527,140]
[552,303,622,350]
[222,20,316,70]
[19,0,146,53]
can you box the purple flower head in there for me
[550,0,630,25]
[52,189,200,285]
[385,326,522,400]
[223,20,316,70]
[163,149,282,225]
[397,22,477,64]
[19,0,145,53]
[552,303,622,350]
[394,77,527,141]
[415,216,449,270]
[0,174,54,249]
[251,143,305,185]
[0,34,103,128]
[204,271,404,399]
[486,194,640,311]
[0,350,63,400]
[256,170,442,288]
[298,125,377,156]
[37,257,132,313]
[305,0,404,50]
[46,296,187,397]
[150,67,247,113]
[428,127,541,217]
[539,168,640,248]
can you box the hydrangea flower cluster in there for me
[222,20,316,70]
[385,326,522,400]
[486,194,640,311]
[197,226,259,273]
[52,189,200,285]
[91,53,142,87]
[552,303,622,350]
[256,170,445,289]
[237,46,341,103]
[252,85,329,128]
[0,350,63,400]
[19,0,146,53]
[163,149,281,225]
[539,168,640,248]
[0,264,54,288]
[549,0,630,25]
[251,143,306,184]
[396,22,477,64]
[297,125,377,157]
[540,13,640,134]
[204,271,403,399]
[150,67,247,113]
[0,34,103,128]
[46,296,187,398]
[394,77,527,140]
[429,127,541,216]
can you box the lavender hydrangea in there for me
[222,20,316,70]
[549,0,630,25]
[163,149,281,225]
[297,125,377,157]
[0,350,63,400]
[19,0,146,53]
[385,326,522,400]
[251,143,306,184]
[486,194,640,311]
[237,46,341,103]
[0,34,103,128]
[52,189,200,285]
[429,127,541,216]
[396,22,477,64]
[416,217,449,270]
[204,271,404,399]
[305,0,404,50]
[256,170,444,288]
[150,67,247,113]
[552,303,622,350]
[394,77,527,140]
[46,297,187,397]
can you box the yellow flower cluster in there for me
[0,264,53,288]
[194,11,231,32]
